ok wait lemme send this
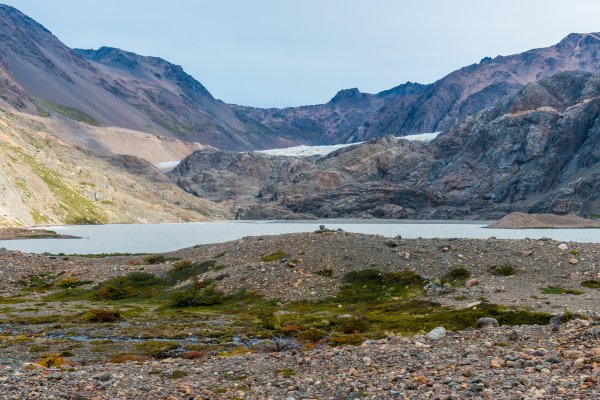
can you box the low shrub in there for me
[328,333,365,346]
[170,284,225,307]
[55,277,92,289]
[489,266,516,277]
[36,354,66,368]
[109,353,151,363]
[85,308,121,323]
[93,272,163,300]
[143,255,166,264]
[581,280,600,289]
[135,340,179,357]
[166,260,218,283]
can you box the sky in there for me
[5,0,600,107]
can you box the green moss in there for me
[55,277,92,289]
[275,368,295,378]
[442,267,471,284]
[336,269,425,303]
[490,266,516,276]
[581,280,600,289]
[540,287,583,295]
[314,269,333,277]
[34,97,100,126]
[31,211,51,225]
[261,251,287,262]
[167,369,188,379]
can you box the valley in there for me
[0,2,599,399]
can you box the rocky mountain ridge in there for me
[170,71,600,220]
[0,4,420,152]
[350,32,600,142]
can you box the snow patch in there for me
[256,132,439,157]
[154,133,441,170]
[155,161,180,172]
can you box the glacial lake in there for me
[0,220,598,254]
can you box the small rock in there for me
[549,314,562,332]
[466,278,479,287]
[563,350,585,359]
[558,243,569,251]
[93,372,112,382]
[426,327,446,341]
[573,357,586,369]
[476,317,499,329]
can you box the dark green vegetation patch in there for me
[540,287,584,295]
[581,280,600,289]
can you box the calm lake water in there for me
[0,220,598,254]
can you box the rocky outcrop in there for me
[170,71,600,220]
[487,212,600,229]
[350,33,600,142]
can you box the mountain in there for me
[0,108,228,226]
[0,4,422,152]
[349,33,600,142]
[170,71,600,220]
[232,82,427,145]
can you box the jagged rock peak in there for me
[330,88,367,103]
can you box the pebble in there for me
[425,327,446,341]
[476,317,499,329]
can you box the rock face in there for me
[350,32,600,142]
[171,71,600,220]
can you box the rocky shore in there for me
[0,319,599,399]
[0,232,599,398]
[0,228,79,240]
[487,212,600,229]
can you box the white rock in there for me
[558,243,569,251]
[426,326,446,340]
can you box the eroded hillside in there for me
[0,110,228,226]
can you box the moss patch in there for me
[540,287,584,295]
[581,280,600,289]
[34,97,100,126]
[261,251,287,262]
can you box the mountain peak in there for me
[556,32,600,50]
[0,4,51,34]
[330,88,367,104]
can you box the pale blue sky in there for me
[5,1,600,107]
